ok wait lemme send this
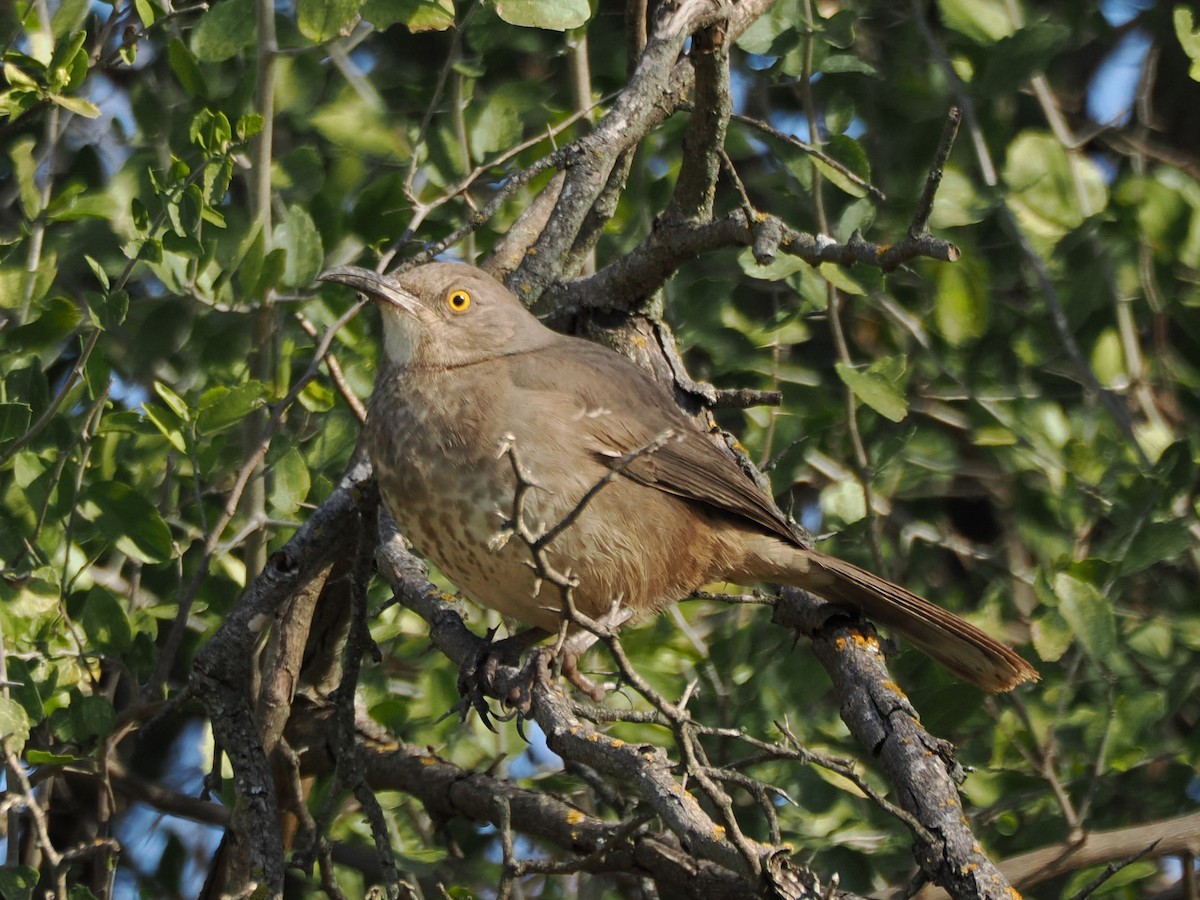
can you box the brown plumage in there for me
[321,261,1038,692]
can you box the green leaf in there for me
[298,379,336,413]
[197,381,267,434]
[235,225,266,296]
[818,53,876,76]
[362,0,454,31]
[134,0,158,27]
[298,0,362,42]
[934,259,989,345]
[1053,572,1117,664]
[189,108,232,154]
[81,586,134,654]
[142,403,187,452]
[929,166,993,227]
[1090,328,1125,388]
[0,696,31,748]
[835,356,909,422]
[272,147,324,200]
[936,0,1014,44]
[1030,608,1073,662]
[815,261,867,295]
[167,37,207,96]
[138,237,163,264]
[310,92,409,158]
[49,31,88,92]
[67,693,116,742]
[81,480,176,564]
[236,113,264,141]
[0,866,39,900]
[1003,130,1108,250]
[811,134,871,198]
[51,0,90,38]
[270,446,310,513]
[153,381,191,422]
[85,289,129,331]
[191,0,256,63]
[1175,6,1200,81]
[976,21,1071,95]
[10,135,42,220]
[469,85,528,158]
[26,749,79,765]
[820,479,867,525]
[495,0,590,31]
[50,93,100,118]
[84,255,110,290]
[254,247,288,297]
[736,247,807,281]
[4,658,45,724]
[0,402,32,446]
[1118,520,1194,576]
[735,0,801,56]
[272,204,324,289]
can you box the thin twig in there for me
[908,107,961,237]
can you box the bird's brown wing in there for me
[509,340,799,544]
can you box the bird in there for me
[319,261,1038,693]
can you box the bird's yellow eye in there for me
[446,288,472,314]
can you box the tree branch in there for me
[772,587,1019,900]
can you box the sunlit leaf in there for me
[936,0,1014,44]
[153,381,191,422]
[0,697,31,748]
[1003,130,1108,250]
[811,135,871,199]
[935,259,989,345]
[1175,6,1200,81]
[167,37,207,96]
[272,204,324,289]
[81,481,176,564]
[270,446,310,513]
[835,356,909,422]
[197,381,267,434]
[49,93,100,118]
[51,0,89,36]
[10,135,41,219]
[191,0,256,62]
[495,0,590,31]
[362,0,454,31]
[1030,609,1072,662]
[1053,572,1117,664]
[298,0,361,42]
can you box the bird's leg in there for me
[558,630,605,701]
[552,603,635,702]
[455,626,550,730]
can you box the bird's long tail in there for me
[781,549,1039,692]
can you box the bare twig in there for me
[909,107,961,237]
[1066,840,1160,900]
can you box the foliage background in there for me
[1,0,1199,897]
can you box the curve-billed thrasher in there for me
[320,262,1037,692]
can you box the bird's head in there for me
[319,261,554,370]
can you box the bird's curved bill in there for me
[318,266,423,318]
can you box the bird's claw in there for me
[454,627,547,730]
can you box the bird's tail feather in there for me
[783,549,1039,693]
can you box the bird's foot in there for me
[454,627,548,730]
[560,649,605,702]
